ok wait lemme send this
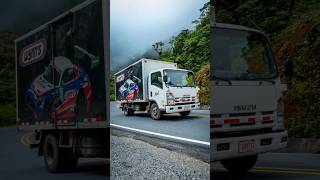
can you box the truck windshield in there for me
[163,69,195,87]
[212,27,277,80]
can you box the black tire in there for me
[150,103,162,120]
[123,104,134,116]
[221,155,257,173]
[179,111,191,117]
[43,134,78,173]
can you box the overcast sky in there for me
[110,0,208,70]
[0,0,208,71]
[0,0,84,32]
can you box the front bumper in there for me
[211,130,288,161]
[165,103,200,113]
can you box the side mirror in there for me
[284,58,293,77]
[163,75,168,83]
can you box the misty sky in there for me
[0,0,84,32]
[0,0,208,71]
[110,0,208,71]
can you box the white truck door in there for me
[149,71,165,109]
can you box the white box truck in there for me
[211,23,288,172]
[115,59,200,120]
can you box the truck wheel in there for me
[123,104,134,116]
[43,134,78,173]
[221,155,257,173]
[179,111,190,117]
[150,103,162,120]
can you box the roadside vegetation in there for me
[153,2,210,105]
[0,32,20,126]
[215,0,320,138]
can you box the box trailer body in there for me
[210,23,288,172]
[115,59,177,102]
[115,59,200,119]
[15,0,110,172]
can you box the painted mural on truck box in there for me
[115,62,143,102]
[16,0,106,126]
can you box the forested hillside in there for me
[155,2,210,105]
[0,32,20,126]
[215,0,320,137]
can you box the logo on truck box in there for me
[233,104,257,112]
[19,38,47,67]
[116,74,125,83]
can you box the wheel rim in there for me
[152,105,158,117]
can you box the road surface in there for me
[110,102,210,146]
[0,127,108,180]
[212,153,320,179]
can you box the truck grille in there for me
[174,96,196,104]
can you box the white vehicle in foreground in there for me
[211,23,288,172]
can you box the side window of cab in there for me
[151,71,163,89]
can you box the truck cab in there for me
[211,23,288,172]
[148,68,200,119]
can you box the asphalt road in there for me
[0,127,109,180]
[110,102,210,146]
[212,152,320,180]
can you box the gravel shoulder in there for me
[111,135,209,179]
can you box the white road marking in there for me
[110,123,210,146]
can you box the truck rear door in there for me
[51,14,77,126]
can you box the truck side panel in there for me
[115,61,144,102]
[16,0,107,130]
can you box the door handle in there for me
[151,91,153,97]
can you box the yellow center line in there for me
[254,168,320,176]
[211,166,320,176]
[255,166,320,173]
[20,133,32,147]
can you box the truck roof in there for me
[212,23,265,35]
[15,0,97,42]
[114,58,177,75]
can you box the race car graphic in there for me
[118,76,141,101]
[25,56,92,121]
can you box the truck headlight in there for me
[166,92,175,105]
[275,97,285,130]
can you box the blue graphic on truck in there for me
[25,56,92,121]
